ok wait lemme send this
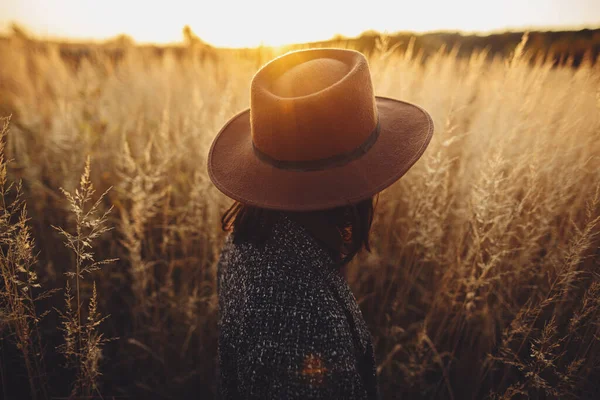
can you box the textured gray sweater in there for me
[216,213,380,399]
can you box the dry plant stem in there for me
[53,156,116,397]
[0,117,50,400]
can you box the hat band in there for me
[253,117,381,172]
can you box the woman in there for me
[208,48,433,399]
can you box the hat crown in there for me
[271,58,349,98]
[250,49,378,163]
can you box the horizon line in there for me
[2,21,599,49]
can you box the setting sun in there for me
[1,0,599,47]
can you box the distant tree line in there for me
[304,29,600,67]
[2,23,598,68]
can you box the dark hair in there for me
[221,196,378,267]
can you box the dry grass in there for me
[53,155,116,397]
[0,33,599,399]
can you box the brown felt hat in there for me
[208,48,434,211]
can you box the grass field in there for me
[1,34,599,399]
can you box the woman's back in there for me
[216,213,379,399]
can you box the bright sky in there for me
[1,0,599,48]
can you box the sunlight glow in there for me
[1,0,599,47]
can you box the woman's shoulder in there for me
[219,213,334,273]
[220,233,328,299]
[218,215,343,314]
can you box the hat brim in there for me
[208,96,434,211]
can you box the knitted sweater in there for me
[216,213,380,399]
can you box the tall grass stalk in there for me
[53,156,117,398]
[0,116,54,400]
